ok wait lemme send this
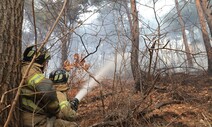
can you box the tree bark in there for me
[61,29,69,67]
[201,0,212,37]
[60,0,74,67]
[175,0,193,67]
[130,0,141,92]
[61,1,68,66]
[196,0,212,75]
[0,0,24,126]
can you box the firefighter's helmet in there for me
[23,45,50,65]
[49,69,69,83]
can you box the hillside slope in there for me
[69,73,212,127]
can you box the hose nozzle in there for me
[70,98,79,111]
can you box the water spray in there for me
[74,53,129,102]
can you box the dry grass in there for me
[69,73,212,127]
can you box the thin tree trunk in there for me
[0,0,24,126]
[130,0,141,92]
[196,0,212,74]
[61,0,73,67]
[61,2,68,67]
[152,1,161,78]
[175,0,193,67]
[61,33,69,66]
[201,0,212,37]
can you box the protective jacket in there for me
[55,84,76,121]
[21,62,60,118]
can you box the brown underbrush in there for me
[69,73,212,127]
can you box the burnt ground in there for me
[68,73,212,127]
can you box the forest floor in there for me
[68,73,212,127]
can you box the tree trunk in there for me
[61,1,68,67]
[0,0,24,126]
[61,34,69,66]
[130,0,141,92]
[201,0,212,37]
[196,0,212,75]
[60,0,73,67]
[175,0,193,67]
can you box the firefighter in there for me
[20,45,60,127]
[49,69,79,122]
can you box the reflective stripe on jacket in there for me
[59,100,70,109]
[21,62,60,116]
[28,74,45,86]
[21,62,43,84]
[21,97,45,114]
[57,91,76,121]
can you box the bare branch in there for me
[80,38,102,63]
[73,31,89,54]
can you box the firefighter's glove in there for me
[70,98,79,111]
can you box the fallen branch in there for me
[138,100,183,117]
[88,117,126,127]
[154,100,183,109]
[90,92,113,102]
